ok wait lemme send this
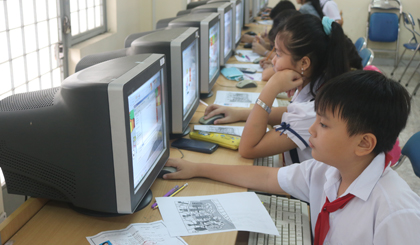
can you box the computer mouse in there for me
[245,31,257,36]
[244,43,252,49]
[236,80,257,89]
[158,166,177,178]
[199,114,225,125]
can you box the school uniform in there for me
[277,83,316,165]
[320,0,341,21]
[277,153,420,244]
[299,2,321,19]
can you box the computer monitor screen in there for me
[235,2,242,44]
[182,39,199,118]
[209,21,220,83]
[0,54,170,215]
[224,9,233,59]
[129,70,165,192]
[130,27,200,136]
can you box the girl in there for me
[204,14,350,165]
[297,0,324,19]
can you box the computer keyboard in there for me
[253,155,281,168]
[249,193,312,245]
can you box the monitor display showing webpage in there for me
[182,39,199,118]
[235,2,242,43]
[128,70,165,193]
[209,21,220,83]
[224,9,233,58]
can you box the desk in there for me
[1,23,281,245]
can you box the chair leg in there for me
[391,49,407,77]
[400,49,419,85]
[406,60,420,88]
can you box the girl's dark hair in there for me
[268,10,301,44]
[308,0,324,19]
[315,70,411,154]
[276,14,349,96]
[269,0,296,20]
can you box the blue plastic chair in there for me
[354,37,367,52]
[366,0,402,65]
[390,12,420,85]
[392,131,420,178]
[359,48,374,67]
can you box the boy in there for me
[163,70,420,244]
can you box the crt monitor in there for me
[244,0,254,24]
[167,13,221,97]
[191,2,233,66]
[186,0,210,9]
[209,0,243,49]
[0,54,170,215]
[130,27,200,137]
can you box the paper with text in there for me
[156,192,279,237]
[86,221,187,245]
[214,91,279,108]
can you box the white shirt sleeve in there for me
[281,101,316,150]
[323,2,341,21]
[277,159,326,203]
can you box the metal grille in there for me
[70,0,104,36]
[0,0,63,101]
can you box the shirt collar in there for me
[323,153,386,202]
[291,83,313,103]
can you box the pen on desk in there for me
[153,183,188,209]
[245,55,251,61]
[245,74,254,80]
[151,185,179,209]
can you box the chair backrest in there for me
[359,48,374,67]
[368,12,399,42]
[401,131,420,178]
[354,37,367,52]
[402,12,418,43]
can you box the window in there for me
[0,0,63,101]
[68,0,107,45]
[0,0,106,185]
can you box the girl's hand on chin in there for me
[266,70,303,94]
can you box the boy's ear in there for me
[355,133,377,156]
[300,56,311,72]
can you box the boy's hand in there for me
[266,70,303,94]
[204,104,243,124]
[260,59,272,69]
[162,158,198,180]
[241,34,255,43]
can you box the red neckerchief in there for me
[314,153,392,245]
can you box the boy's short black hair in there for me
[315,70,411,154]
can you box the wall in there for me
[69,0,419,74]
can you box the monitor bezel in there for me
[234,0,244,48]
[204,15,222,93]
[108,54,170,214]
[170,28,201,134]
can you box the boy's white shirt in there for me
[280,83,315,165]
[278,153,420,244]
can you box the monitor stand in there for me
[200,91,213,99]
[69,189,153,217]
[170,126,191,139]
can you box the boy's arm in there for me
[163,158,286,195]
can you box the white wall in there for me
[69,0,420,74]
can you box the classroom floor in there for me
[374,60,420,196]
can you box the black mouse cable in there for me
[170,146,185,159]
